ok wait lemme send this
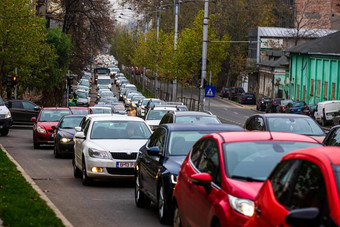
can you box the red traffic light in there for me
[12,75,17,85]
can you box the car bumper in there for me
[0,118,13,130]
[35,131,54,144]
[56,141,74,154]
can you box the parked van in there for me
[0,96,13,136]
[97,75,112,89]
[314,100,340,126]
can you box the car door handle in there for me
[255,207,261,215]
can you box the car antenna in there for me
[269,130,273,140]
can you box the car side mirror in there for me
[189,173,212,186]
[75,131,85,139]
[285,208,319,226]
[34,106,41,111]
[51,126,57,130]
[31,117,37,122]
[75,127,82,132]
[147,146,160,156]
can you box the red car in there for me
[32,107,72,149]
[69,106,90,115]
[245,146,340,227]
[172,131,322,227]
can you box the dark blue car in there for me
[134,123,243,224]
[286,101,307,114]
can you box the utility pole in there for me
[172,2,179,102]
[14,68,17,99]
[199,0,209,111]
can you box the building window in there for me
[303,85,306,100]
[324,81,328,100]
[317,80,321,97]
[297,85,300,100]
[332,83,336,100]
[310,79,314,97]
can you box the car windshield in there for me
[223,141,322,182]
[168,131,213,156]
[96,69,109,74]
[90,121,151,139]
[267,117,325,136]
[113,105,125,110]
[142,100,150,105]
[60,117,83,129]
[39,110,72,122]
[263,98,272,102]
[293,101,305,107]
[70,108,88,115]
[98,79,110,85]
[176,116,220,124]
[132,96,144,101]
[77,92,88,98]
[146,110,169,120]
[91,108,111,114]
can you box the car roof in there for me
[88,115,146,122]
[168,111,214,116]
[151,106,177,110]
[217,131,320,143]
[160,123,243,132]
[89,107,111,109]
[283,146,340,165]
[253,113,312,119]
[62,114,85,118]
[42,107,70,110]
[69,107,89,109]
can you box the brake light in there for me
[243,97,246,100]
[253,97,256,100]
[261,100,264,104]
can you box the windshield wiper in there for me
[230,175,265,182]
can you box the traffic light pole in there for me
[14,68,17,99]
[66,70,69,107]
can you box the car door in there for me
[8,100,23,123]
[22,101,40,122]
[75,119,91,168]
[323,127,340,146]
[179,138,221,226]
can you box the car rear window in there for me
[176,116,220,124]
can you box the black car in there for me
[135,123,244,224]
[256,97,272,111]
[159,111,221,124]
[52,115,85,158]
[238,92,256,104]
[5,100,40,125]
[220,87,230,98]
[265,98,284,113]
[228,87,244,100]
[323,125,340,146]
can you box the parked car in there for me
[245,146,339,227]
[265,98,284,113]
[276,99,294,113]
[5,99,40,125]
[135,124,244,224]
[73,115,152,185]
[229,87,245,100]
[301,104,317,118]
[285,100,307,114]
[52,115,85,158]
[238,92,256,104]
[32,107,72,149]
[314,100,340,126]
[173,131,322,227]
[256,97,272,111]
[0,96,13,136]
[159,111,221,125]
[244,113,326,142]
[220,87,230,98]
[69,107,90,115]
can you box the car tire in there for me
[82,159,92,186]
[73,158,82,178]
[158,184,172,224]
[0,129,9,136]
[256,105,259,110]
[135,172,151,208]
[322,117,327,127]
[173,203,182,227]
[33,134,40,149]
[54,145,61,158]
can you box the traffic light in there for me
[7,75,17,86]
[12,75,17,85]
[67,76,73,86]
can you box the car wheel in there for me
[0,129,9,136]
[82,159,92,186]
[256,105,259,110]
[54,145,61,158]
[173,203,181,227]
[73,158,82,178]
[33,134,40,149]
[158,184,172,224]
[135,171,151,208]
[322,117,327,127]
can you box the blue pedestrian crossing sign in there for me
[205,86,215,97]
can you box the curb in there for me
[0,144,73,227]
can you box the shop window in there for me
[332,83,336,100]
[310,79,314,96]
[324,81,328,99]
[303,85,306,100]
[317,80,321,96]
[297,85,300,100]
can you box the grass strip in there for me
[0,149,64,227]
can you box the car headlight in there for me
[60,137,71,143]
[171,174,178,184]
[5,111,11,119]
[37,126,46,134]
[88,148,110,159]
[228,195,254,217]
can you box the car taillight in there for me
[291,109,294,112]
[261,100,264,104]
[253,97,256,99]
[243,97,246,99]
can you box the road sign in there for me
[205,86,215,97]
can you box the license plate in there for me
[116,162,135,168]
[247,97,252,100]
[50,134,54,138]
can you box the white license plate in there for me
[116,162,135,168]
[247,97,252,100]
[50,134,54,138]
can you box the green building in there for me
[287,31,340,104]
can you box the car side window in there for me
[289,160,327,211]
[190,140,206,168]
[83,119,91,136]
[324,128,340,146]
[147,128,163,148]
[195,138,221,187]
[155,128,166,154]
[270,159,301,208]
[22,101,35,110]
[159,114,169,124]
[12,101,22,108]
[246,117,264,131]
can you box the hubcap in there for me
[158,186,164,218]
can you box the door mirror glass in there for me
[285,208,319,226]
[34,106,41,111]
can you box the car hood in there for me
[145,120,161,126]
[37,121,58,130]
[89,139,147,152]
[58,128,76,138]
[165,156,186,174]
[227,179,263,200]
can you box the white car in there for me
[145,106,177,131]
[73,115,152,185]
